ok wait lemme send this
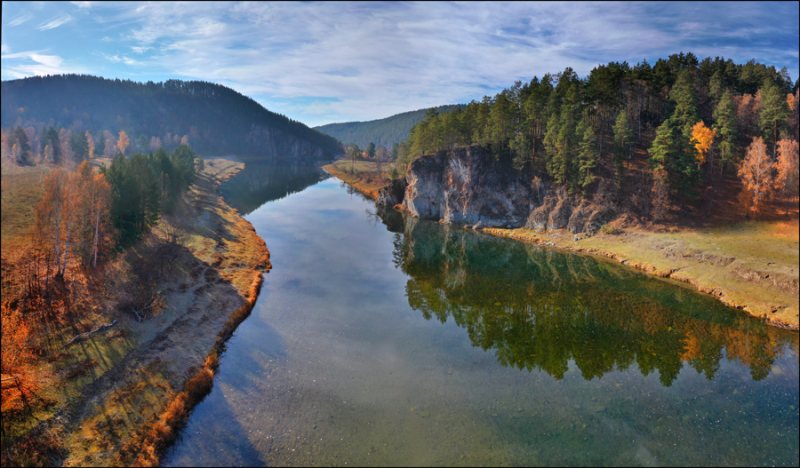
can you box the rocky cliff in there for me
[400,145,614,234]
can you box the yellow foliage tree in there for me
[690,121,716,165]
[86,131,95,159]
[118,130,130,155]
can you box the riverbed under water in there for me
[165,164,798,466]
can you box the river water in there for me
[165,163,798,466]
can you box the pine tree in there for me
[613,110,633,178]
[758,80,791,157]
[713,91,738,170]
[577,119,599,191]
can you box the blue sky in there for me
[2,1,798,127]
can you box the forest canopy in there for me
[398,53,798,215]
[1,74,342,158]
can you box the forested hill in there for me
[314,104,464,148]
[1,74,342,159]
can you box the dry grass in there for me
[324,160,393,197]
[2,157,271,467]
[483,218,799,329]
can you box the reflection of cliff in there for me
[394,215,798,386]
[221,161,330,215]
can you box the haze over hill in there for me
[1,74,341,160]
[314,104,464,149]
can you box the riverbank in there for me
[322,161,388,199]
[326,171,798,331]
[1,157,270,466]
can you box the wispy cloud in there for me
[1,2,797,126]
[71,1,92,8]
[37,14,72,31]
[1,50,80,77]
[7,12,33,27]
[101,53,143,66]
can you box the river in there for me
[164,162,798,466]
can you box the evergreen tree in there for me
[11,126,33,165]
[366,142,376,158]
[709,70,725,104]
[613,110,634,178]
[576,119,599,191]
[670,69,700,134]
[95,130,106,157]
[713,91,738,170]
[70,130,89,161]
[758,80,791,157]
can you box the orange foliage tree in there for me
[738,137,774,212]
[774,138,799,211]
[690,121,716,165]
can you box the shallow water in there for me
[165,169,799,466]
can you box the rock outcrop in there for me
[401,145,613,234]
[376,178,408,206]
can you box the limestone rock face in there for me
[376,178,408,206]
[401,145,612,234]
[402,146,534,228]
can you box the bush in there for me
[600,223,618,235]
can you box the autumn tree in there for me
[691,121,716,166]
[738,137,774,212]
[35,168,81,279]
[774,138,799,213]
[117,130,130,155]
[86,131,95,159]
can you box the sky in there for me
[2,1,798,128]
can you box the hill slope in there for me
[1,74,342,159]
[314,104,464,149]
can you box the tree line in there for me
[2,74,342,159]
[401,52,799,217]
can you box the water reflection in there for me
[388,210,798,386]
[220,159,330,215]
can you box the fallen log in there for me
[64,319,118,348]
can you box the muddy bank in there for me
[49,158,271,467]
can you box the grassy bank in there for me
[322,160,390,199]
[481,221,798,330]
[1,157,271,466]
[325,169,798,331]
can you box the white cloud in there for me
[3,2,797,126]
[1,51,82,78]
[71,1,92,8]
[37,14,72,31]
[7,12,33,27]
[101,53,143,66]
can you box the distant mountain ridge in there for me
[1,74,342,160]
[314,104,465,149]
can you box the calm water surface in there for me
[165,164,799,466]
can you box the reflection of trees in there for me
[220,161,329,215]
[394,215,798,386]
